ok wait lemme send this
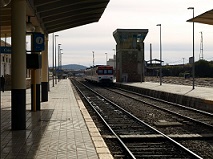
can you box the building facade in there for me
[1,40,11,76]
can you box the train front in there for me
[97,65,114,84]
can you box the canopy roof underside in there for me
[1,0,110,36]
[187,9,213,25]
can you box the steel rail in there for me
[72,79,203,159]
[72,80,136,159]
[116,87,213,117]
[109,88,213,129]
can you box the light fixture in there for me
[105,53,108,65]
[187,7,195,89]
[26,16,35,32]
[0,0,11,7]
[187,7,194,10]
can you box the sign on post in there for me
[33,32,45,52]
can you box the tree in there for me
[195,60,213,77]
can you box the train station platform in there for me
[115,81,213,113]
[1,79,113,159]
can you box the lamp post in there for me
[113,49,116,78]
[105,53,108,65]
[61,49,64,78]
[58,44,61,82]
[188,7,195,89]
[60,49,63,70]
[199,31,203,60]
[156,24,162,85]
[113,49,115,68]
[92,51,94,67]
[55,34,59,84]
[52,33,55,87]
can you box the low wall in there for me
[115,83,213,113]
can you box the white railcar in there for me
[85,65,113,84]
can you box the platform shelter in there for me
[0,0,109,130]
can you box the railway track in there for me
[85,83,213,158]
[108,87,213,130]
[71,78,203,158]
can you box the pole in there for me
[188,7,195,89]
[199,31,203,60]
[60,49,63,70]
[105,53,107,65]
[55,35,58,84]
[0,4,2,138]
[113,49,115,77]
[160,25,162,85]
[60,49,63,71]
[141,47,142,83]
[4,35,6,76]
[113,49,115,68]
[150,43,152,64]
[58,44,61,82]
[193,9,195,89]
[157,24,162,85]
[92,51,94,67]
[52,33,54,87]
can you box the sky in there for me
[48,0,213,67]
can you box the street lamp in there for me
[52,33,55,87]
[60,49,63,80]
[105,53,108,65]
[92,51,94,67]
[60,49,63,70]
[113,49,116,78]
[58,44,61,82]
[156,24,162,85]
[55,34,59,84]
[113,49,115,68]
[188,7,195,89]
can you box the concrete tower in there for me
[113,29,148,82]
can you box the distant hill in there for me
[62,64,87,70]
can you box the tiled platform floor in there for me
[1,79,112,159]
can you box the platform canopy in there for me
[187,9,213,25]
[1,0,110,36]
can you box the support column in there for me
[31,65,40,111]
[35,28,41,110]
[31,27,41,111]
[41,34,48,102]
[11,0,26,130]
[31,69,36,111]
[35,62,41,110]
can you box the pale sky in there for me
[48,0,213,67]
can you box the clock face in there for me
[36,37,44,44]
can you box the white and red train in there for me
[84,65,114,84]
